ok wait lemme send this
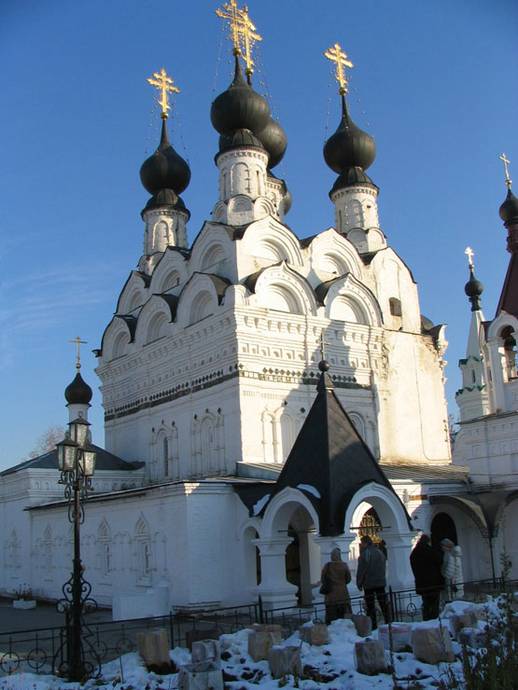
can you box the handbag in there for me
[319,570,332,595]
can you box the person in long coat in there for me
[320,547,352,625]
[441,539,464,600]
[409,534,443,620]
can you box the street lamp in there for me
[56,417,98,682]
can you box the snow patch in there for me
[252,493,271,515]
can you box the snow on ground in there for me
[0,597,507,690]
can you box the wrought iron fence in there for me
[1,577,516,678]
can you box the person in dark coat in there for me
[410,534,444,620]
[356,535,390,629]
[320,547,352,624]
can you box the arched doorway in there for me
[431,513,458,549]
[284,506,316,606]
[359,507,383,543]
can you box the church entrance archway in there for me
[431,512,458,549]
[282,506,316,606]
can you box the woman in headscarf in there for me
[320,547,352,625]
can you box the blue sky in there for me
[1,0,517,468]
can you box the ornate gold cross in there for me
[69,336,87,371]
[216,1,262,76]
[324,42,354,94]
[147,67,180,119]
[239,5,262,76]
[318,330,331,361]
[216,0,243,56]
[499,152,512,189]
[464,246,475,270]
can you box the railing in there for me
[1,578,516,678]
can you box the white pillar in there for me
[383,530,415,591]
[254,537,297,609]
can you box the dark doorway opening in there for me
[431,512,458,549]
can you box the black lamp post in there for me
[56,417,97,682]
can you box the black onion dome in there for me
[282,188,292,215]
[140,119,191,195]
[324,95,376,175]
[499,188,518,224]
[211,56,270,135]
[464,267,484,311]
[65,372,93,405]
[218,128,265,154]
[256,118,287,168]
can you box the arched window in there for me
[232,162,251,193]
[189,291,213,324]
[280,411,296,460]
[349,412,366,441]
[359,507,382,543]
[161,270,181,292]
[163,437,169,477]
[97,521,112,576]
[348,199,364,227]
[146,312,168,343]
[112,331,129,359]
[501,326,517,380]
[201,415,216,474]
[134,517,152,581]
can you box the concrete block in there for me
[377,623,412,651]
[186,627,220,650]
[351,613,372,637]
[268,645,302,679]
[178,664,223,690]
[192,640,221,669]
[299,622,329,646]
[354,639,387,675]
[450,612,478,636]
[136,628,171,672]
[248,627,283,661]
[411,625,455,664]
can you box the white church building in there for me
[1,17,518,614]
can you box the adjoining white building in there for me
[1,22,517,614]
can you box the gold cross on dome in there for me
[499,152,512,189]
[464,246,475,270]
[147,67,180,119]
[324,42,354,94]
[69,336,87,371]
[216,0,243,56]
[239,5,262,76]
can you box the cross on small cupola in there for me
[499,152,512,190]
[147,67,180,120]
[324,42,354,95]
[69,336,87,371]
[464,246,475,270]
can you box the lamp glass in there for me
[70,420,89,447]
[63,443,77,472]
[81,449,96,477]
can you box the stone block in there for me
[354,639,387,675]
[268,645,302,679]
[351,614,372,637]
[178,663,223,690]
[377,623,412,651]
[458,627,487,649]
[192,640,221,668]
[411,626,455,664]
[248,627,283,661]
[186,627,220,650]
[450,612,478,636]
[136,628,172,672]
[299,622,329,646]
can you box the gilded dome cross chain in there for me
[69,336,87,371]
[147,67,180,120]
[324,42,354,95]
[499,153,512,189]
[216,1,262,77]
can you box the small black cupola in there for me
[64,372,93,406]
[464,261,484,312]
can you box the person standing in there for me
[320,547,352,625]
[409,534,443,620]
[356,535,390,630]
[440,538,459,601]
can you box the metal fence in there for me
[0,577,515,678]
